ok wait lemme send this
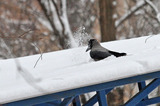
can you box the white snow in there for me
[1,35,160,104]
[73,26,91,47]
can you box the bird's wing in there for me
[90,50,111,60]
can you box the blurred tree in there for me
[67,0,99,36]
[0,0,99,59]
[0,0,62,59]
[99,0,116,42]
[115,0,160,39]
[38,0,76,49]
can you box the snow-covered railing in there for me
[1,35,160,105]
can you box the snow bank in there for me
[1,35,160,104]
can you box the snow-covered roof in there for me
[1,35,160,104]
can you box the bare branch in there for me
[145,35,153,43]
[0,34,45,92]
[0,29,43,68]
[31,43,43,68]
[52,0,65,35]
[18,29,34,38]
[38,0,59,36]
[145,0,159,14]
[116,1,150,27]
[144,0,160,43]
[33,54,42,68]
[145,0,160,24]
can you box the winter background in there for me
[1,0,160,106]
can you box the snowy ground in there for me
[1,35,160,104]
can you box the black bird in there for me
[86,39,127,60]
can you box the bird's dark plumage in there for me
[86,39,126,60]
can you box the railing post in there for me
[124,78,160,106]
[138,81,148,100]
[72,96,81,106]
[97,90,108,106]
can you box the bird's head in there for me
[86,39,99,52]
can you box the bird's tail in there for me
[108,50,127,57]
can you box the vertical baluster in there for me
[97,90,108,106]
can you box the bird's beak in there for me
[86,46,91,52]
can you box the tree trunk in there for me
[99,0,116,42]
[38,0,76,49]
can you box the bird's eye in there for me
[90,39,95,42]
